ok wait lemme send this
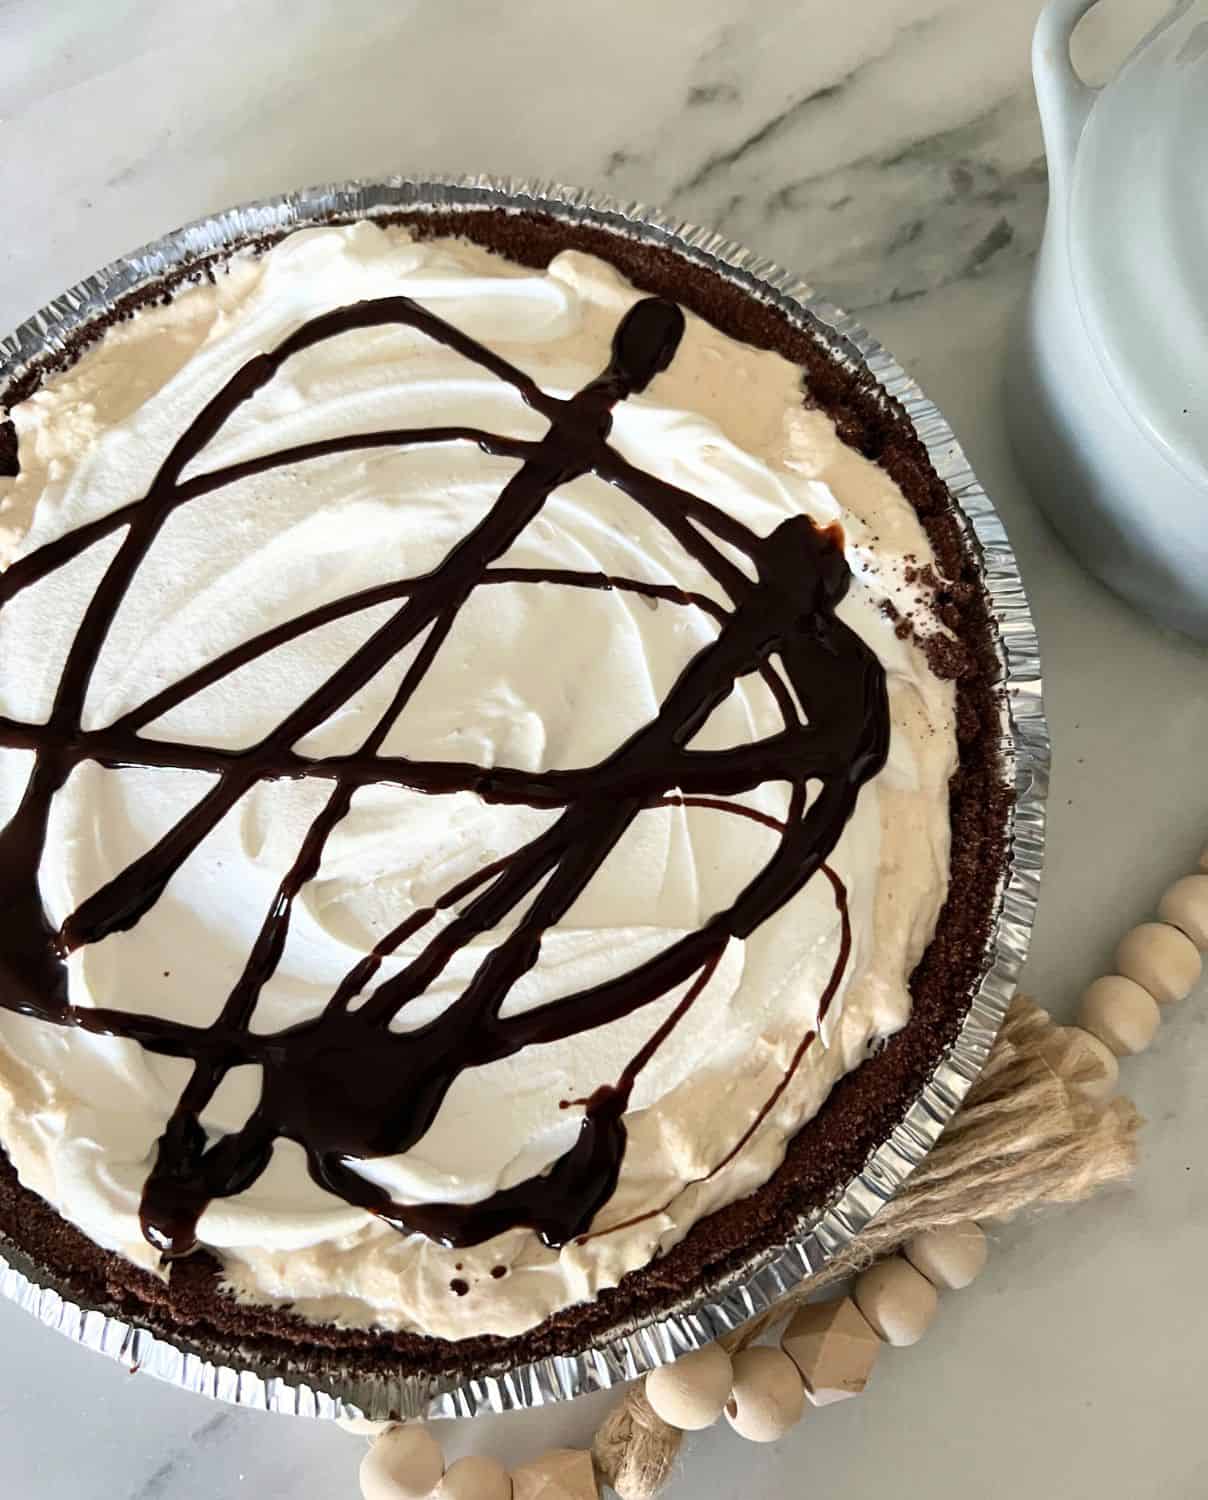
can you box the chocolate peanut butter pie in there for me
[0,209,1008,1380]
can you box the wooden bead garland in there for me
[360,1424,445,1500]
[724,1346,806,1442]
[645,1343,733,1430]
[1078,976,1161,1057]
[1115,921,1201,1004]
[439,1455,513,1500]
[1158,874,1208,949]
[904,1221,988,1291]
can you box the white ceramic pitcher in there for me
[1007,0,1208,639]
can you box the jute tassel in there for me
[593,997,1143,1498]
[593,1384,684,1500]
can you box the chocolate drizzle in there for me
[0,290,889,1259]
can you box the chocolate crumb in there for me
[923,634,972,681]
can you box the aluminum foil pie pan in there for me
[0,174,1048,1421]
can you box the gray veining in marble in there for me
[2,2,1204,1497]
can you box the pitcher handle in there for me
[1033,0,1101,195]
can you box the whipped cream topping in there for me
[0,224,956,1340]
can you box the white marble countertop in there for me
[3,2,1206,1496]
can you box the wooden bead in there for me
[853,1256,938,1347]
[439,1455,512,1500]
[1116,922,1201,1004]
[644,1343,733,1430]
[511,1450,598,1500]
[1158,875,1208,949]
[904,1221,989,1291]
[1041,1025,1119,1101]
[1078,976,1160,1056]
[724,1346,806,1442]
[780,1296,879,1406]
[360,1424,445,1500]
